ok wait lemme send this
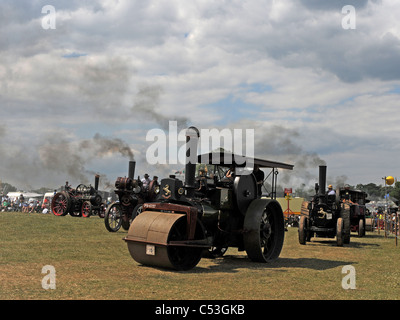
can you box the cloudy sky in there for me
[1,0,400,192]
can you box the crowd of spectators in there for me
[372,208,399,232]
[1,194,50,213]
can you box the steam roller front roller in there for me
[243,199,285,262]
[124,211,207,270]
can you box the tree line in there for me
[355,182,400,202]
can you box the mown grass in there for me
[1,211,399,300]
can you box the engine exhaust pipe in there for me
[318,165,327,203]
[128,161,136,180]
[184,126,200,198]
[94,174,100,191]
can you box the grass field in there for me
[1,211,399,300]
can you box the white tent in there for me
[6,192,43,201]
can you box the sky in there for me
[1,0,400,192]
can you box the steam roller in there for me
[123,126,294,271]
[125,203,207,270]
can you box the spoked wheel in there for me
[132,204,143,220]
[51,192,70,216]
[81,201,92,218]
[244,200,285,262]
[104,203,123,232]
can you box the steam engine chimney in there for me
[318,165,327,203]
[184,126,200,198]
[128,161,136,180]
[94,174,100,191]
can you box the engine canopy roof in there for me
[197,151,294,170]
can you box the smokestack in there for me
[95,174,100,191]
[185,126,200,198]
[128,161,136,180]
[318,165,327,198]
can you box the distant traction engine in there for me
[104,161,158,232]
[51,175,104,218]
[298,165,369,246]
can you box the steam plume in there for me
[132,84,189,130]
[38,133,135,185]
[81,133,134,160]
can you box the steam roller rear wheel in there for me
[51,192,70,216]
[243,199,285,262]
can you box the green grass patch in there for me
[1,211,399,300]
